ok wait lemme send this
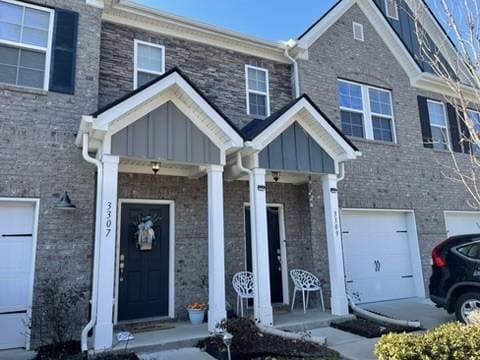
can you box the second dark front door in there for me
[118,203,170,322]
[245,206,284,304]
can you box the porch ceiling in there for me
[119,158,208,178]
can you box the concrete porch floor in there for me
[107,308,352,354]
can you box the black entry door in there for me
[118,203,170,321]
[245,207,284,304]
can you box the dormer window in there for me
[385,0,399,20]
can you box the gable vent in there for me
[353,22,364,42]
[385,0,399,20]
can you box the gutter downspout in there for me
[284,40,300,98]
[81,133,103,352]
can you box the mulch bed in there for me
[331,318,420,339]
[198,318,340,360]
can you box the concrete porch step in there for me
[274,309,355,332]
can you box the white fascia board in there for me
[297,0,356,49]
[298,0,422,80]
[250,98,359,162]
[93,72,243,151]
[413,73,480,104]
[75,115,94,147]
[105,1,288,63]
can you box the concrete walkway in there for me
[311,297,456,360]
[0,349,36,360]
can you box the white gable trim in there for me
[248,98,361,162]
[298,0,422,82]
[82,71,243,155]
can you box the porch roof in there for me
[243,95,361,163]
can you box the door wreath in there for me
[133,214,160,251]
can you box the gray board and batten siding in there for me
[111,101,222,165]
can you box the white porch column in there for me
[94,155,119,350]
[249,168,273,325]
[322,174,349,316]
[207,165,227,332]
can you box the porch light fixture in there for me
[54,192,77,210]
[151,162,160,175]
[272,171,280,183]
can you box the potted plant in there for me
[187,302,207,325]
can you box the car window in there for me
[458,243,480,260]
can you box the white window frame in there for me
[385,0,399,20]
[338,79,397,143]
[0,0,55,91]
[245,64,271,117]
[427,99,450,150]
[133,39,165,89]
[352,22,364,42]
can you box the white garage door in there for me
[445,212,480,237]
[342,210,418,304]
[0,201,36,350]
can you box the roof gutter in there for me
[283,39,300,98]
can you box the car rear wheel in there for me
[455,292,480,323]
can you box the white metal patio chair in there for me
[290,269,325,313]
[232,271,254,317]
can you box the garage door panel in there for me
[445,212,480,237]
[0,201,35,350]
[342,210,418,304]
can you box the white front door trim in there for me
[341,208,426,300]
[243,203,289,305]
[114,199,176,324]
[0,197,40,351]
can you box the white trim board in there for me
[243,203,289,305]
[0,197,40,351]
[340,208,426,300]
[114,199,176,323]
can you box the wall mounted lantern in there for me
[54,192,77,210]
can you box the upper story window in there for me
[0,0,54,90]
[338,79,396,142]
[134,40,165,89]
[246,65,270,117]
[427,100,450,150]
[385,0,399,20]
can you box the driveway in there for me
[310,297,455,360]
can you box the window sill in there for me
[349,137,400,147]
[0,83,48,96]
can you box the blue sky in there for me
[135,0,339,42]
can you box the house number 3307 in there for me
[105,201,112,237]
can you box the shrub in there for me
[375,322,480,360]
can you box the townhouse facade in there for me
[0,0,478,352]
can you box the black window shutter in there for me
[446,103,462,153]
[459,111,471,154]
[417,96,433,148]
[49,9,78,94]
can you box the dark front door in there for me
[118,203,170,321]
[245,206,284,304]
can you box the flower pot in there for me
[188,309,205,325]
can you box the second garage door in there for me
[342,210,420,304]
[445,212,480,237]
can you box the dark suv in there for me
[429,234,480,323]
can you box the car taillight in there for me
[432,245,446,268]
